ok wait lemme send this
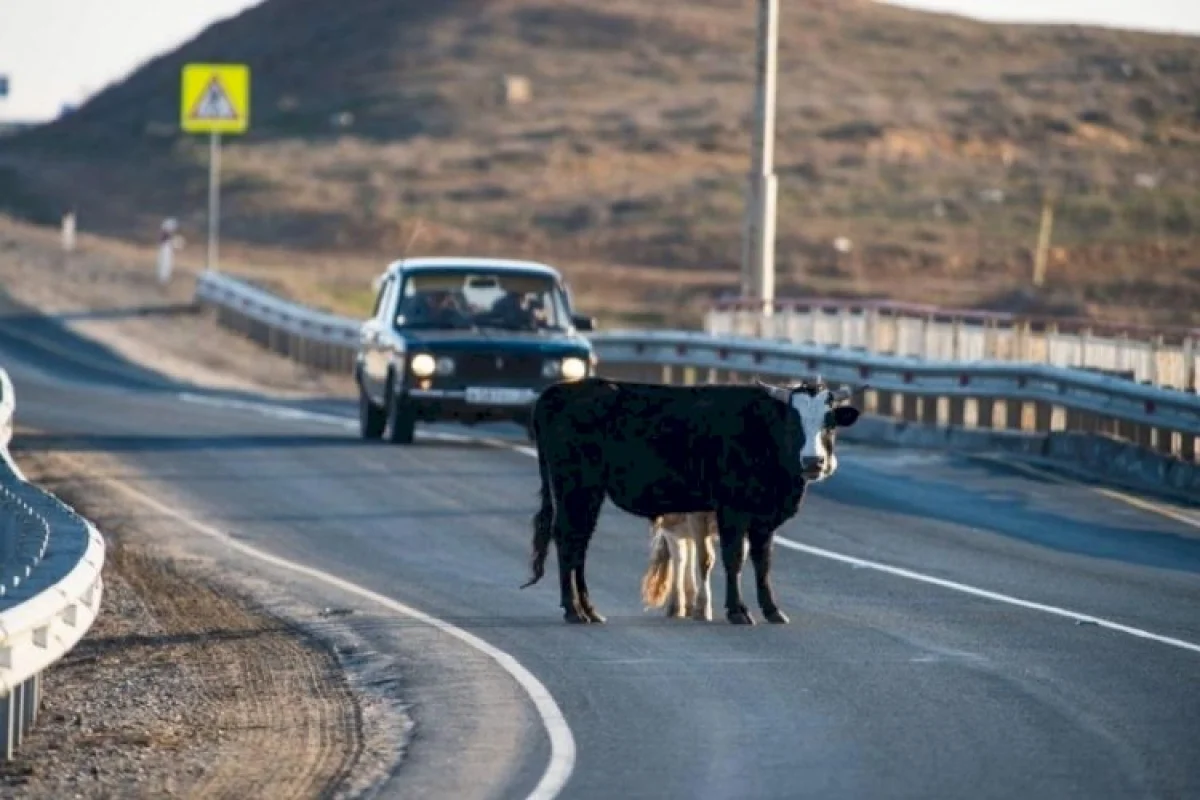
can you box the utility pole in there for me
[740,0,780,317]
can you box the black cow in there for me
[520,375,861,625]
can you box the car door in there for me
[361,274,396,402]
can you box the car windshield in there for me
[393,268,572,332]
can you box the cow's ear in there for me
[832,406,860,428]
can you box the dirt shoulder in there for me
[0,444,406,799]
[0,214,355,398]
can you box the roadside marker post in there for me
[180,63,250,274]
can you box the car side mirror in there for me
[571,313,595,332]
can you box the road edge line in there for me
[96,457,576,800]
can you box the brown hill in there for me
[3,0,1199,328]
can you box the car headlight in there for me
[560,356,588,381]
[410,353,435,377]
[434,356,455,376]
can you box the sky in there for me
[1,0,1198,122]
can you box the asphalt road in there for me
[2,302,1200,800]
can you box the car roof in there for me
[382,256,563,280]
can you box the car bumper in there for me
[402,386,542,424]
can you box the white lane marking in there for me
[177,392,1200,658]
[971,453,1200,532]
[771,538,1200,655]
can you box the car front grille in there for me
[450,352,545,384]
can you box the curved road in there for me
[2,303,1199,800]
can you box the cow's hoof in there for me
[583,607,608,624]
[692,607,713,622]
[563,609,591,624]
[764,608,790,625]
[727,609,757,625]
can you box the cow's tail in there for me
[521,415,554,589]
[640,520,673,609]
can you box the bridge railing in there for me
[705,297,1200,394]
[0,368,106,760]
[192,270,1200,497]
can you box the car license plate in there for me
[465,387,533,405]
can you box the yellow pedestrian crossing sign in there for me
[180,63,249,134]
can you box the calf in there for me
[521,376,861,625]
[641,511,741,621]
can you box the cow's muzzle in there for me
[800,456,826,479]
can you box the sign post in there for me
[180,63,250,274]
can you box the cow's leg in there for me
[748,526,788,624]
[572,493,608,624]
[692,520,716,622]
[554,488,605,624]
[717,512,753,625]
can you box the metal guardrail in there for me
[706,296,1200,393]
[0,368,106,760]
[192,270,1200,464]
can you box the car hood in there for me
[401,328,592,356]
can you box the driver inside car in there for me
[488,290,538,329]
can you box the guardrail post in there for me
[0,690,12,760]
[934,396,949,426]
[1135,423,1155,451]
[862,388,879,415]
[903,394,922,424]
[11,682,24,751]
[1181,433,1197,464]
[1002,399,1021,431]
[25,674,38,728]
[948,396,966,427]
[1034,401,1054,432]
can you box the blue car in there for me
[355,257,598,443]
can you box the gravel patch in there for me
[0,442,409,797]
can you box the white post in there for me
[157,217,180,286]
[207,131,221,273]
[741,0,779,319]
[61,211,76,252]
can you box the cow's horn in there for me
[754,379,791,404]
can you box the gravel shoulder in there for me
[0,444,409,799]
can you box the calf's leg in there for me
[692,515,717,622]
[664,532,687,618]
[680,537,697,618]
[748,526,788,624]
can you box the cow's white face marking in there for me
[756,379,860,482]
[790,390,836,481]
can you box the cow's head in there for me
[755,377,861,481]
